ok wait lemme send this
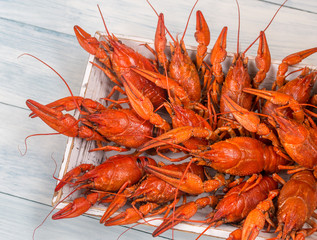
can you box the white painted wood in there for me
[1,0,317,239]
[0,104,66,203]
[0,193,169,240]
[0,17,86,109]
[1,0,316,63]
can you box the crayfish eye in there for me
[136,158,143,168]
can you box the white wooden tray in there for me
[52,33,316,240]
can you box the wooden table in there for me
[1,0,316,239]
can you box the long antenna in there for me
[243,0,288,54]
[181,0,200,42]
[146,0,176,43]
[235,0,241,54]
[97,4,111,36]
[19,53,83,114]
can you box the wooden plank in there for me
[0,103,67,203]
[0,17,87,109]
[0,192,225,239]
[0,0,316,65]
[0,193,164,240]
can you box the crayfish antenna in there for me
[32,185,84,240]
[146,0,176,43]
[180,0,200,43]
[19,54,90,155]
[19,54,84,114]
[243,0,289,56]
[234,0,241,55]
[97,4,111,37]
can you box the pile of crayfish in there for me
[26,1,317,239]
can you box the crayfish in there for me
[52,154,157,220]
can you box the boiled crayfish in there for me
[52,154,157,220]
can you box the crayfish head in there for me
[270,115,307,145]
[277,197,308,238]
[232,53,248,67]
[137,156,157,170]
[279,69,317,104]
[170,38,188,61]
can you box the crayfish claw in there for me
[253,31,271,88]
[103,208,140,226]
[26,98,107,142]
[26,99,80,137]
[52,198,88,220]
[241,222,262,240]
[53,194,96,220]
[222,95,261,133]
[227,229,242,240]
[210,26,228,84]
[240,189,279,240]
[276,47,317,88]
[100,193,128,223]
[243,88,295,107]
[152,202,197,237]
[154,13,169,70]
[74,25,101,56]
[195,10,210,69]
[52,192,107,220]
